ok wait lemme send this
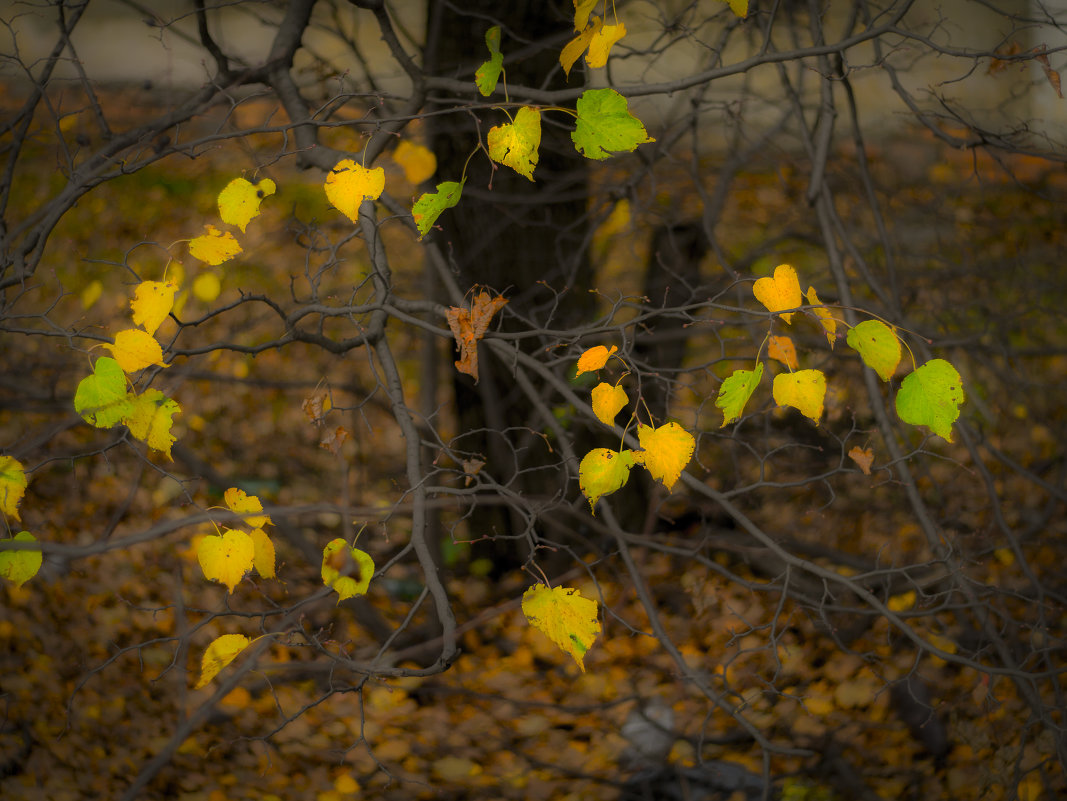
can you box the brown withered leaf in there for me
[446,290,508,382]
[848,446,875,476]
[320,426,349,456]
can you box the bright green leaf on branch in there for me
[572,88,655,161]
[521,583,600,672]
[194,633,250,689]
[218,177,275,233]
[198,529,255,594]
[325,159,384,223]
[124,389,180,459]
[846,319,901,381]
[579,448,636,511]
[475,26,503,96]
[488,106,541,181]
[717,362,764,427]
[0,531,42,588]
[413,180,465,238]
[321,538,375,602]
[772,369,826,423]
[131,280,178,336]
[591,382,628,426]
[75,357,133,428]
[895,359,965,441]
[636,422,695,491]
[0,456,27,521]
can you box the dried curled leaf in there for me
[446,291,508,382]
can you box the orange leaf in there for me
[768,335,798,370]
[848,446,874,475]
[446,291,508,382]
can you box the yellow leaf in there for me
[250,528,275,579]
[768,335,798,370]
[887,590,915,612]
[0,455,27,522]
[586,22,626,68]
[325,159,384,223]
[218,177,275,233]
[753,264,802,324]
[487,106,541,181]
[321,538,375,602]
[333,774,361,795]
[726,0,749,17]
[392,140,436,185]
[560,17,600,77]
[192,272,221,303]
[572,0,598,30]
[106,329,168,373]
[591,382,628,426]
[848,445,874,475]
[189,224,242,265]
[578,448,636,512]
[123,389,180,459]
[224,487,272,529]
[806,286,837,347]
[194,633,250,689]
[81,279,103,310]
[0,531,42,589]
[197,529,255,593]
[575,344,618,376]
[130,280,178,336]
[521,583,601,672]
[772,369,826,423]
[636,422,695,491]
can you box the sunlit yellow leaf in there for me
[250,527,275,579]
[392,140,437,184]
[325,159,384,223]
[772,369,826,423]
[106,329,168,373]
[560,18,600,77]
[0,531,41,588]
[591,382,628,426]
[321,538,375,602]
[636,422,695,491]
[224,487,272,529]
[123,389,180,459]
[197,529,254,593]
[768,335,798,370]
[131,280,178,336]
[194,633,250,689]
[753,264,802,324]
[487,106,541,181]
[0,456,27,522]
[806,286,838,347]
[586,22,626,68]
[575,344,618,376]
[218,177,275,233]
[572,0,598,30]
[192,272,221,303]
[578,448,636,512]
[521,583,601,672]
[189,224,242,265]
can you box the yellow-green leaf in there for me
[806,286,837,347]
[521,583,601,672]
[74,357,133,428]
[250,528,275,579]
[393,140,437,184]
[218,177,276,233]
[591,382,627,426]
[106,329,168,373]
[572,88,655,160]
[192,272,222,303]
[0,456,27,522]
[123,389,180,459]
[0,531,42,588]
[575,344,618,376]
[578,448,636,512]
[636,422,695,491]
[895,359,965,441]
[846,319,901,382]
[753,264,802,324]
[412,179,464,239]
[198,529,254,594]
[325,159,385,223]
[224,487,272,529]
[487,106,541,181]
[130,280,178,336]
[716,362,764,427]
[194,633,250,689]
[475,26,503,96]
[772,369,826,423]
[189,224,242,265]
[321,538,375,602]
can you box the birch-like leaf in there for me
[124,389,180,459]
[487,106,541,181]
[0,456,27,522]
[522,583,601,672]
[772,369,826,423]
[218,177,275,233]
[475,26,503,96]
[591,382,628,426]
[412,179,464,239]
[636,422,695,491]
[846,319,901,382]
[572,88,655,161]
[250,528,275,579]
[895,359,965,441]
[131,280,178,336]
[189,224,242,265]
[194,633,250,689]
[74,357,133,428]
[325,159,384,223]
[575,344,618,377]
[198,529,254,594]
[224,487,272,529]
[753,264,802,324]
[716,362,764,427]
[105,329,167,373]
[806,286,838,347]
[0,531,41,588]
[578,448,636,512]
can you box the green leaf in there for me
[487,106,541,181]
[846,320,901,381]
[0,455,27,522]
[412,179,465,239]
[571,88,655,161]
[74,357,133,428]
[475,26,503,96]
[717,362,764,427]
[0,531,42,588]
[895,359,965,441]
[578,448,636,512]
[123,389,180,459]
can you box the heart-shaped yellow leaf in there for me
[106,329,168,373]
[636,422,695,491]
[131,280,178,336]
[189,224,242,265]
[218,177,275,233]
[198,529,254,594]
[591,382,628,426]
[0,531,41,588]
[487,106,541,181]
[772,369,826,423]
[325,159,385,223]
[753,264,802,324]
[224,487,272,529]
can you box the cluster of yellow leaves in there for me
[189,176,276,265]
[196,488,276,594]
